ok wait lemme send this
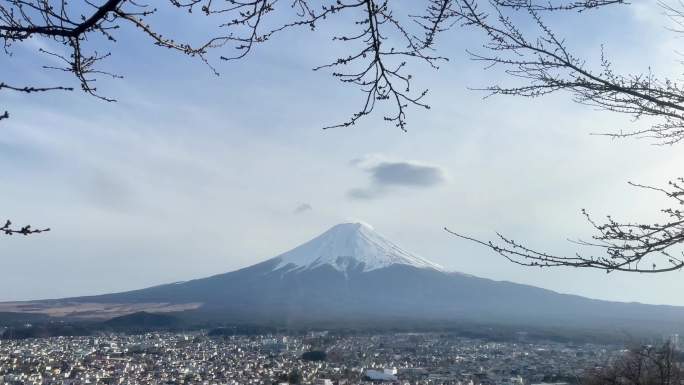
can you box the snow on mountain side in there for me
[270,222,445,273]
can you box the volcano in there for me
[3,223,684,331]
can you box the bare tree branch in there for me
[456,0,684,144]
[0,0,476,129]
[0,81,73,130]
[441,1,684,273]
[583,342,682,385]
[1,220,49,236]
[447,178,684,273]
[492,0,625,12]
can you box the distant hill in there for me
[2,223,684,335]
[0,322,92,340]
[0,312,50,326]
[103,311,182,330]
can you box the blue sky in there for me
[2,0,684,305]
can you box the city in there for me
[0,331,624,385]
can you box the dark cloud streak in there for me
[293,203,313,214]
[371,162,446,187]
[348,159,447,200]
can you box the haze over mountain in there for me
[2,223,684,332]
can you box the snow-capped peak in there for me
[271,222,445,273]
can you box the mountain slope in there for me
[3,223,684,332]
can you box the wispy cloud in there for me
[348,156,448,200]
[293,203,312,214]
[371,162,446,187]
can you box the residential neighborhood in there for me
[0,332,621,385]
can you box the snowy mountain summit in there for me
[271,222,445,273]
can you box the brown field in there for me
[0,301,202,320]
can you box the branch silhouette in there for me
[0,0,484,130]
[457,0,683,144]
[447,179,684,273]
[440,0,684,273]
[1,220,50,236]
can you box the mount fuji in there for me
[3,223,684,331]
[271,222,445,274]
